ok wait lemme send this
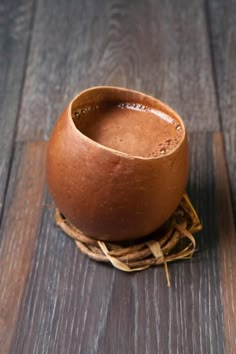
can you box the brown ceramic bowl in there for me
[46,86,189,241]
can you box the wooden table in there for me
[0,0,235,353]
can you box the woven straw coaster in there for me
[55,194,202,286]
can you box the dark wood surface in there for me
[207,0,236,218]
[0,1,235,353]
[0,0,35,221]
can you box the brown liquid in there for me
[73,102,183,158]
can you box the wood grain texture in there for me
[207,0,236,132]
[11,134,225,354]
[207,0,236,216]
[213,133,236,354]
[16,0,220,141]
[0,142,46,354]
[0,0,35,220]
[224,131,236,219]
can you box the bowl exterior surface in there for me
[46,89,189,241]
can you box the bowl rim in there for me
[68,86,187,161]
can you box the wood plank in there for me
[213,133,236,354]
[16,0,220,142]
[207,0,236,216]
[224,132,236,219]
[11,133,225,354]
[0,0,35,220]
[0,142,46,354]
[9,191,118,354]
[207,0,236,132]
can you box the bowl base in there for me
[55,194,202,286]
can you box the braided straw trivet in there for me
[55,194,202,286]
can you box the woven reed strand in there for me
[55,194,202,285]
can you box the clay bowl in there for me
[46,86,189,241]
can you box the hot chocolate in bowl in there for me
[46,86,189,241]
